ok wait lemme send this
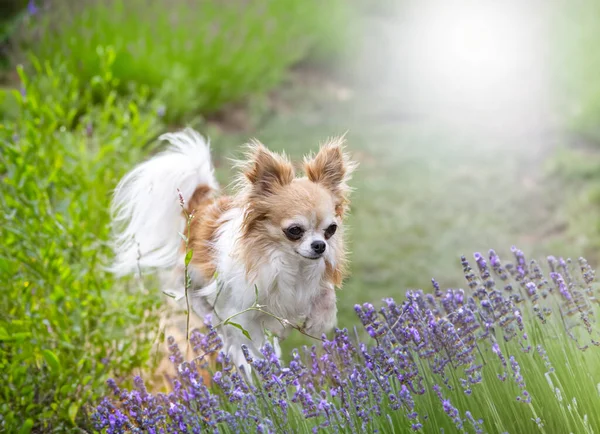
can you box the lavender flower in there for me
[27,0,39,15]
[177,188,186,208]
[550,272,572,301]
[93,248,599,433]
[86,121,94,137]
[433,384,464,429]
[509,356,531,403]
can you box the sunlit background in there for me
[392,2,548,127]
[2,0,600,430]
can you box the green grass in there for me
[14,0,352,123]
[548,0,600,291]
[551,0,600,143]
[546,144,600,260]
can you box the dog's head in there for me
[237,138,356,281]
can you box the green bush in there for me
[0,48,164,432]
[15,0,352,123]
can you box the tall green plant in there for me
[0,47,164,431]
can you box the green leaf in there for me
[185,250,193,266]
[225,321,252,341]
[162,289,178,299]
[178,231,188,243]
[18,419,33,434]
[68,402,79,425]
[90,76,103,87]
[0,331,31,342]
[254,284,259,303]
[42,349,61,372]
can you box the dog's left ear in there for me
[304,137,357,217]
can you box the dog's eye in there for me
[324,224,337,239]
[284,225,304,241]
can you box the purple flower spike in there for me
[474,252,487,271]
[525,282,536,296]
[550,272,572,301]
[27,1,39,15]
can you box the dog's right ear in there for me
[241,140,294,195]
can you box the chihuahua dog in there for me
[110,128,356,371]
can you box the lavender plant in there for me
[93,248,600,433]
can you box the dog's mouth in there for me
[296,251,323,260]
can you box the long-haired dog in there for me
[111,128,356,372]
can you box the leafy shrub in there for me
[0,48,165,432]
[93,248,600,433]
[15,0,352,122]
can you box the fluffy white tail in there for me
[110,128,217,276]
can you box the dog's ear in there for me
[304,137,357,216]
[242,140,294,195]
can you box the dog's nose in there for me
[311,240,326,255]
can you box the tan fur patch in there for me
[187,187,233,282]
[325,259,345,287]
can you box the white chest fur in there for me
[263,252,325,325]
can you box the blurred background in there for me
[2,0,600,430]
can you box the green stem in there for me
[184,213,193,342]
[214,304,325,342]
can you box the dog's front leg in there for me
[304,284,337,337]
